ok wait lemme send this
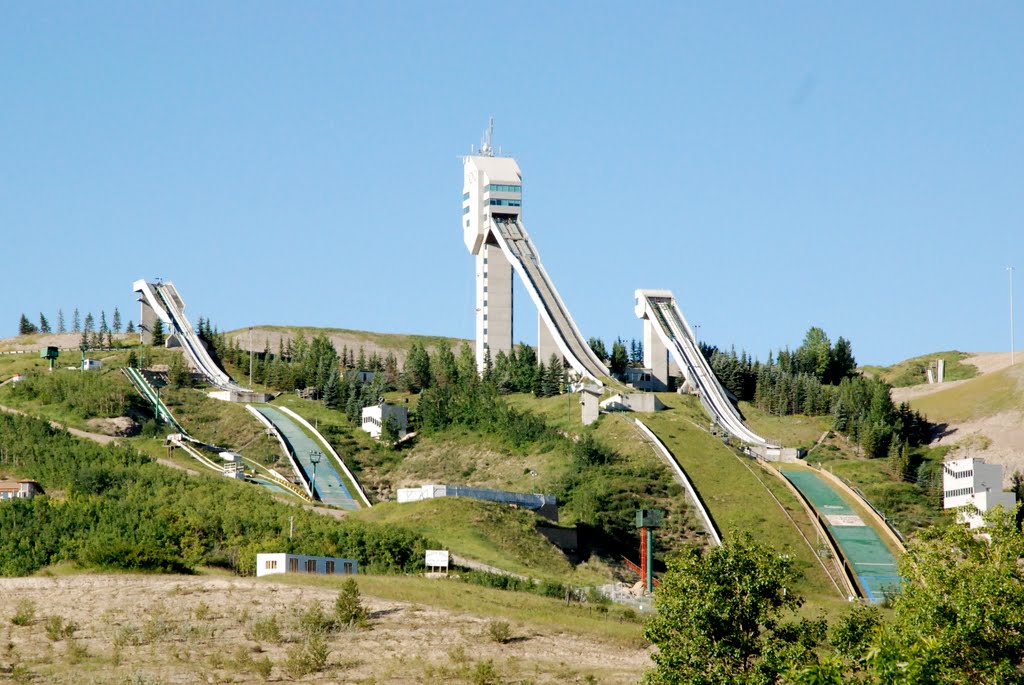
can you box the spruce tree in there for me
[72,308,81,333]
[151,319,165,347]
[99,311,108,334]
[57,309,66,333]
[18,314,37,335]
[112,307,122,333]
[83,312,95,334]
[126,320,136,334]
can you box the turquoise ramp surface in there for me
[252,405,358,510]
[783,470,901,603]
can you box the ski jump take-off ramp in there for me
[133,279,265,400]
[462,121,608,384]
[635,289,773,448]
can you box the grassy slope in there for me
[351,498,591,582]
[907,364,1024,423]
[638,393,842,606]
[860,350,978,387]
[226,325,468,356]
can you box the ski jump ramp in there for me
[635,289,772,447]
[462,122,608,383]
[133,278,260,397]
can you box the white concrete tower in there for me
[463,120,523,371]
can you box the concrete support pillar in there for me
[138,297,156,345]
[537,311,561,368]
[643,318,669,391]
[477,243,513,371]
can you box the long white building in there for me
[942,457,1016,529]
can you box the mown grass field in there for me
[907,365,1024,423]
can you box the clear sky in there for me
[2,3,1021,366]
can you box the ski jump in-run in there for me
[462,119,608,384]
[634,289,774,448]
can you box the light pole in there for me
[1009,266,1016,366]
[308,450,322,501]
[249,326,254,387]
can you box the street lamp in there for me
[1008,266,1016,366]
[308,450,322,501]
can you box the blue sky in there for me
[1,3,1021,365]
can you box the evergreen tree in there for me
[83,312,95,334]
[79,328,89,350]
[72,308,81,333]
[322,370,342,409]
[532,362,546,397]
[588,337,608,361]
[382,352,400,391]
[112,307,122,334]
[403,341,432,393]
[356,346,367,372]
[610,338,629,375]
[126,320,136,334]
[38,313,51,333]
[56,309,66,333]
[18,314,37,335]
[432,345,459,388]
[456,342,478,387]
[99,311,109,334]
[127,350,138,368]
[546,354,565,396]
[151,319,165,347]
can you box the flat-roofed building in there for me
[943,457,1016,529]
[256,553,358,578]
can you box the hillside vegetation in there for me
[860,350,979,387]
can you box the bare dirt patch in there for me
[0,574,649,684]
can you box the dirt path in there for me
[0,574,649,684]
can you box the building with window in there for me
[360,402,408,440]
[0,480,43,501]
[256,553,358,578]
[942,457,1016,529]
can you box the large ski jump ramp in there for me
[635,289,771,447]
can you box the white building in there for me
[942,457,1017,529]
[82,359,103,371]
[0,480,43,501]
[256,553,358,578]
[361,402,408,440]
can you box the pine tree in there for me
[151,319,165,347]
[99,311,109,334]
[72,308,81,333]
[18,314,37,335]
[83,312,95,333]
[126,320,136,334]
[610,339,629,375]
[38,313,50,333]
[56,309,66,333]
[112,307,122,333]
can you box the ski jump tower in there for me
[462,121,608,383]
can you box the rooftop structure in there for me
[943,457,1017,529]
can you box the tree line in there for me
[17,307,135,341]
[0,411,431,576]
[702,327,929,459]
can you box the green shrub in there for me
[285,634,328,677]
[11,599,35,626]
[44,614,77,641]
[246,615,283,643]
[334,579,368,628]
[485,620,512,644]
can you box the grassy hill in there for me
[225,325,469,365]
[906,363,1024,424]
[860,350,978,387]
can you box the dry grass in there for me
[0,573,649,684]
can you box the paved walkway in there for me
[251,405,358,510]
[783,470,902,602]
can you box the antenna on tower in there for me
[480,116,495,157]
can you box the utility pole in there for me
[249,326,254,387]
[1009,266,1016,366]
